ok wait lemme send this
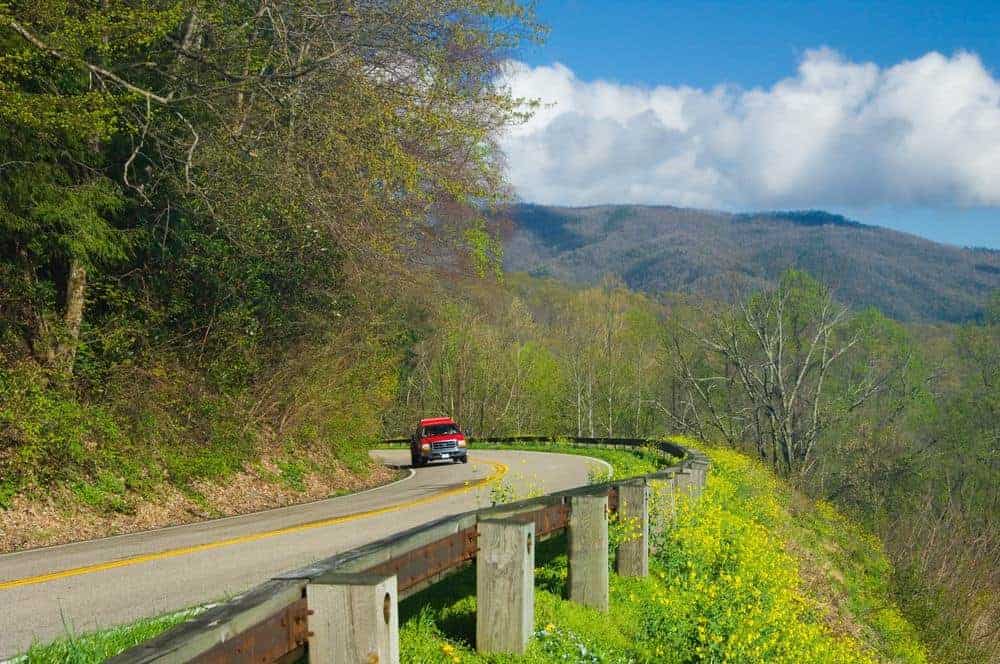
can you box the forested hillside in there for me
[1,3,996,663]
[0,1,537,540]
[385,272,999,663]
[502,203,1000,322]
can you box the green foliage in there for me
[0,364,127,493]
[607,509,641,554]
[388,278,668,439]
[648,274,995,658]
[19,607,202,664]
[389,270,994,658]
[71,471,131,514]
[651,443,926,663]
[395,442,925,663]
[276,458,307,493]
[1,0,541,520]
[488,471,543,506]
[488,442,665,479]
[465,218,505,280]
[0,361,259,504]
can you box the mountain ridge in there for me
[501,203,1000,322]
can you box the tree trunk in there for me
[576,377,582,437]
[587,372,594,437]
[55,259,87,374]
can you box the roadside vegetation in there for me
[399,441,926,663]
[386,275,999,663]
[0,0,540,548]
[20,441,926,664]
[1,1,994,660]
[13,608,203,664]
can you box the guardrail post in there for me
[674,469,695,498]
[307,573,399,664]
[685,465,699,498]
[692,459,710,495]
[568,494,609,611]
[477,517,535,654]
[648,475,675,553]
[615,481,649,577]
[684,461,706,497]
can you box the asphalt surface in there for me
[0,449,607,659]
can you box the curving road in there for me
[0,449,608,659]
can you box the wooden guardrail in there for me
[110,437,710,664]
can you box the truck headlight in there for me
[458,440,466,448]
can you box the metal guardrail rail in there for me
[110,437,709,664]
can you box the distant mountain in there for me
[502,204,1000,322]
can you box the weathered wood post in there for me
[307,573,399,664]
[686,465,700,498]
[693,458,710,493]
[567,493,609,611]
[674,469,696,498]
[648,474,676,553]
[477,517,535,654]
[615,481,649,577]
[686,459,708,497]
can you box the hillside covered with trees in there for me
[386,272,998,662]
[1,0,538,535]
[502,203,1000,322]
[1,2,997,663]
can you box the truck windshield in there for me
[423,424,459,436]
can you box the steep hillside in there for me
[23,442,928,664]
[398,442,927,663]
[502,204,1000,322]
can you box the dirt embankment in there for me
[0,456,399,553]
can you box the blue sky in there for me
[502,0,1000,248]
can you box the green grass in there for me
[0,364,258,507]
[17,440,928,663]
[276,458,309,492]
[480,441,671,480]
[14,608,202,664]
[0,363,384,514]
[400,438,928,663]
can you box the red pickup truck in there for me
[410,417,468,467]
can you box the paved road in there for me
[0,449,607,659]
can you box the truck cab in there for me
[410,417,468,467]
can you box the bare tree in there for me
[667,271,896,476]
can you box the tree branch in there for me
[8,18,174,104]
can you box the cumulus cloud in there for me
[499,49,1000,209]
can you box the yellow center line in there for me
[0,459,508,591]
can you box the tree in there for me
[1,1,542,378]
[669,270,898,476]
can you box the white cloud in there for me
[499,49,1000,210]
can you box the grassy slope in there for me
[16,441,928,663]
[0,364,395,550]
[13,609,204,663]
[484,442,666,479]
[401,440,928,663]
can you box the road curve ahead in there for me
[0,449,607,659]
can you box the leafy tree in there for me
[1,0,541,378]
[669,270,903,476]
